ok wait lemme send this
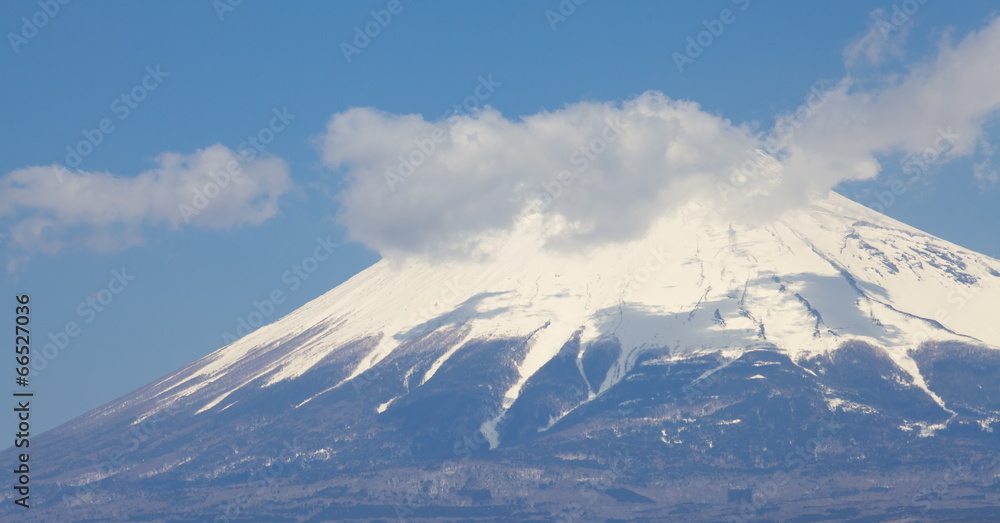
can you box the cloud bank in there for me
[326,16,1000,258]
[0,145,291,255]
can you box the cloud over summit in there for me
[325,93,769,257]
[326,16,1000,258]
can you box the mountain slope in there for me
[93,191,1000,439]
[5,191,1000,521]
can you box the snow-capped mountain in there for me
[6,190,1000,521]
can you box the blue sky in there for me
[1,0,998,436]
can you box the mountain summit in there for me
[7,191,1000,521]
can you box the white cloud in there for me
[0,144,291,255]
[324,94,767,257]
[779,16,1000,196]
[322,16,1000,259]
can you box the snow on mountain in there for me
[102,189,1000,449]
[10,185,1000,522]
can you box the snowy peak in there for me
[91,191,1000,447]
[16,190,1000,523]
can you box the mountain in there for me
[5,191,1000,522]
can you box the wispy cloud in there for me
[780,15,1000,195]
[843,8,910,68]
[0,144,291,257]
